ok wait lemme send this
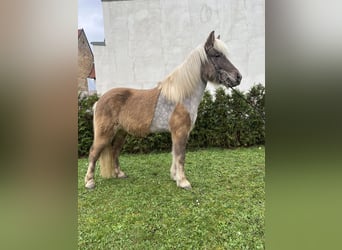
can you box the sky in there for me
[78,0,104,45]
[78,0,104,91]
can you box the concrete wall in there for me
[93,0,264,95]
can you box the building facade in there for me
[93,0,264,95]
[78,28,95,93]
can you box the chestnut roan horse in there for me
[85,31,241,190]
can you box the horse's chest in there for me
[149,88,204,133]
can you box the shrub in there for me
[78,93,99,157]
[188,84,265,149]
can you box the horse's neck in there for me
[182,81,207,124]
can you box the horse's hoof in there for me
[182,185,192,190]
[177,180,192,190]
[85,180,95,189]
[117,171,127,178]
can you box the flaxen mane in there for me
[158,39,229,103]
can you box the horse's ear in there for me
[217,34,220,39]
[205,31,215,51]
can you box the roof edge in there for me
[91,41,106,46]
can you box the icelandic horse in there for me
[85,31,242,190]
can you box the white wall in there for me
[93,0,264,95]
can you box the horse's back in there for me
[95,87,161,137]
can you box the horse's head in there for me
[201,31,242,88]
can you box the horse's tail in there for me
[99,145,114,178]
[92,101,115,178]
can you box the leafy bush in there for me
[78,93,99,156]
[122,133,171,154]
[78,84,265,157]
[189,84,265,148]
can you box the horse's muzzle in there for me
[219,70,242,88]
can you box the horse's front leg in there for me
[170,104,192,189]
[171,137,191,189]
[170,159,177,181]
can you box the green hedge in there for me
[78,84,265,157]
[190,84,265,148]
[78,93,99,157]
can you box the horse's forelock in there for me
[213,39,229,57]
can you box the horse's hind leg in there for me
[112,130,128,178]
[170,104,192,189]
[84,136,110,189]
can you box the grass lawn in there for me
[78,147,265,249]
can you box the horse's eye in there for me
[214,53,221,57]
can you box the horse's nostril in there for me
[237,72,242,82]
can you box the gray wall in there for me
[93,0,264,94]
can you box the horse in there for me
[84,31,242,190]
